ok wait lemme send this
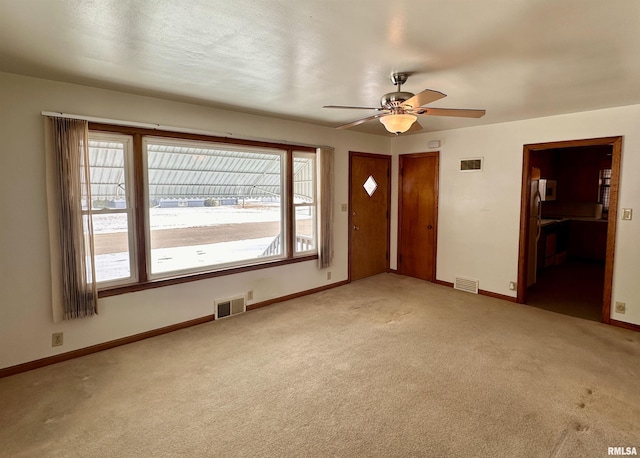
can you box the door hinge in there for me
[399,254,403,263]
[386,210,389,219]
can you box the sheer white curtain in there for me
[45,117,98,321]
[316,146,334,269]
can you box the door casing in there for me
[516,136,622,323]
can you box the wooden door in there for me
[398,153,439,281]
[349,152,390,281]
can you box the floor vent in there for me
[215,296,246,319]
[454,276,479,294]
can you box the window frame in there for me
[142,136,289,279]
[86,132,138,288]
[88,123,317,297]
[292,151,317,256]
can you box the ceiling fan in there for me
[323,72,486,134]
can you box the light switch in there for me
[622,208,633,220]
[341,204,347,212]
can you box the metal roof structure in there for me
[87,139,314,203]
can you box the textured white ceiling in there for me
[1,0,640,135]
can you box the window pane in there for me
[146,140,284,275]
[599,168,612,212]
[293,155,315,204]
[90,213,132,282]
[86,140,128,210]
[295,205,316,252]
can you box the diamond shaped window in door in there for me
[363,175,378,197]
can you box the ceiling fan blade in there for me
[407,120,423,132]
[324,105,381,110]
[401,89,447,109]
[336,113,385,129]
[416,107,486,118]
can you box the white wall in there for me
[390,106,640,326]
[2,71,638,370]
[0,72,390,369]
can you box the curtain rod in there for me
[41,111,322,149]
[42,111,165,130]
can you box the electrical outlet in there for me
[341,204,347,212]
[52,332,63,347]
[247,290,253,301]
[509,281,517,291]
[327,271,332,280]
[615,302,626,314]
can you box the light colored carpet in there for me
[1,273,638,457]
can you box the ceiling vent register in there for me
[460,158,483,172]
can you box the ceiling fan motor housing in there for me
[380,91,414,109]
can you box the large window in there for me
[85,126,317,294]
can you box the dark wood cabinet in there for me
[568,220,607,261]
[538,218,606,269]
[544,232,556,267]
[537,220,570,270]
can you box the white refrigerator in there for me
[527,174,558,286]
[527,178,542,287]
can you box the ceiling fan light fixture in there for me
[380,113,417,134]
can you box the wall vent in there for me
[460,157,483,172]
[454,276,479,294]
[214,296,246,319]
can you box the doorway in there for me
[349,152,391,282]
[517,137,622,323]
[397,152,439,281]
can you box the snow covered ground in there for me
[94,204,282,234]
[96,236,276,282]
[93,203,293,283]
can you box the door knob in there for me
[427,225,433,230]
[353,225,360,231]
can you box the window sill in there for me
[98,254,318,298]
